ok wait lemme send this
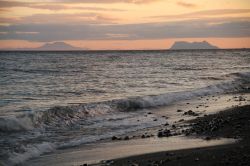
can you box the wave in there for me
[3,118,164,166]
[0,115,35,132]
[1,71,250,133]
[1,142,55,166]
[1,71,249,166]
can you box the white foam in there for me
[114,78,241,110]
[6,142,56,166]
[0,115,34,131]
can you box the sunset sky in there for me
[0,0,250,50]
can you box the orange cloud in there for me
[0,0,160,8]
[0,13,119,24]
[177,1,196,8]
[0,1,127,11]
[151,9,250,19]
[54,0,160,4]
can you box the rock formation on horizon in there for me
[170,41,219,50]
[36,42,82,51]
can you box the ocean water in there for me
[0,50,250,165]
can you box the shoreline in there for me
[23,93,250,166]
[96,104,250,166]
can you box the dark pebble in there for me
[80,164,88,166]
[183,110,199,116]
[205,136,211,140]
[124,136,130,140]
[179,119,184,122]
[164,122,169,126]
[158,129,171,137]
[112,136,119,140]
[158,131,164,137]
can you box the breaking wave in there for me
[1,142,55,166]
[1,72,249,133]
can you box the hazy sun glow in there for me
[0,0,250,49]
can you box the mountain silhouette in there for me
[36,42,82,50]
[170,41,219,50]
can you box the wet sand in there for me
[25,136,235,166]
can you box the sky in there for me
[0,0,250,50]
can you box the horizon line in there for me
[1,48,250,52]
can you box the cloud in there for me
[0,17,21,24]
[15,31,39,34]
[0,13,119,25]
[105,33,132,39]
[0,19,249,41]
[0,0,128,11]
[53,0,159,4]
[177,1,196,8]
[191,9,250,16]
[0,0,30,8]
[0,0,159,9]
[5,8,249,25]
[0,8,8,12]
[150,9,250,20]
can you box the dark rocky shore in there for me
[91,105,250,166]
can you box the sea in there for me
[0,49,250,165]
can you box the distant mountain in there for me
[0,42,86,51]
[170,41,219,50]
[36,42,82,51]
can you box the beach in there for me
[1,0,250,165]
[24,92,250,166]
[103,102,250,166]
